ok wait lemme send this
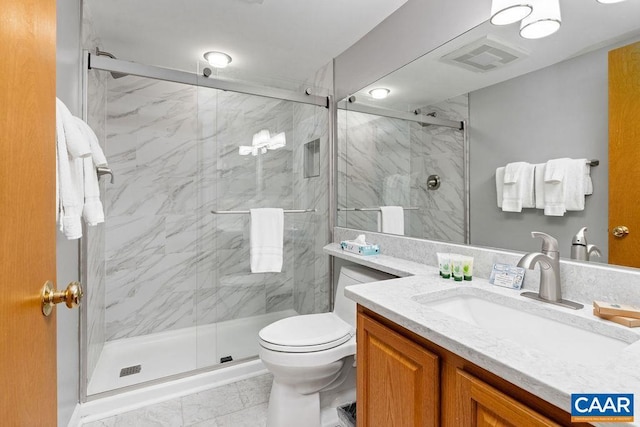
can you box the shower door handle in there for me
[41,281,83,316]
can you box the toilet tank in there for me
[334,265,395,328]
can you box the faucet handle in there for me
[587,244,602,258]
[531,231,559,254]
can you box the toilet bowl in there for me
[258,265,394,427]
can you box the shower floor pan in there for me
[87,309,297,395]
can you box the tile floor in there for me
[81,374,273,427]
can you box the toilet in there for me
[258,265,394,427]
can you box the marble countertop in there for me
[324,243,640,426]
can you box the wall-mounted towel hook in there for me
[96,166,114,184]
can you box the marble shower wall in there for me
[337,95,468,244]
[99,77,328,341]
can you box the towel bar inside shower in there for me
[211,209,317,214]
[337,207,420,212]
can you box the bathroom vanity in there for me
[357,307,590,426]
[325,240,640,427]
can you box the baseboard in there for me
[67,403,82,427]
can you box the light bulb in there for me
[369,88,390,99]
[520,0,561,39]
[490,0,533,25]
[203,51,232,68]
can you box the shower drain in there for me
[119,364,142,377]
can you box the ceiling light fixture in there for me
[490,0,533,25]
[519,0,561,39]
[596,0,626,3]
[369,88,390,99]
[203,51,232,68]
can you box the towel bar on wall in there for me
[337,207,420,212]
[211,209,317,214]
[96,166,114,184]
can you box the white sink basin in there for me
[414,289,639,365]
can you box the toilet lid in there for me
[259,313,354,353]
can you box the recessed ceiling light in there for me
[203,51,232,68]
[596,0,626,3]
[369,88,390,99]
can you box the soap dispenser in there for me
[570,227,602,261]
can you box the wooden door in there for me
[0,0,58,425]
[609,40,640,268]
[357,312,439,427]
[456,370,560,427]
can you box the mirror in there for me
[337,0,640,268]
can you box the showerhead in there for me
[95,48,128,79]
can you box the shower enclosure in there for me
[337,97,469,243]
[81,53,331,398]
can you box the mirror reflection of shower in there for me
[239,130,287,191]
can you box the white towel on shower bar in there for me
[250,208,284,273]
[378,206,404,235]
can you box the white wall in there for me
[56,0,82,425]
[333,0,491,100]
[468,43,611,260]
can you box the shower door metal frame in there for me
[88,53,329,108]
[79,51,334,402]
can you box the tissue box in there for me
[340,241,380,256]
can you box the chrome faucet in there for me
[517,231,583,310]
[570,227,602,261]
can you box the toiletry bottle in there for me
[570,227,601,261]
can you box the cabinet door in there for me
[456,369,561,427]
[357,313,439,427]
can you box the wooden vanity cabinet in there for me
[356,307,592,427]
[357,310,439,427]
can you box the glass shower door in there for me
[195,85,330,369]
[84,71,201,395]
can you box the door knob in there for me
[612,226,630,238]
[41,281,83,316]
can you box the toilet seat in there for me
[259,313,353,353]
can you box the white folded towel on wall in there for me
[74,117,106,226]
[496,167,505,208]
[584,162,593,195]
[378,206,404,235]
[565,159,588,211]
[501,162,535,212]
[534,163,546,209]
[75,117,107,167]
[57,98,91,159]
[250,208,284,273]
[56,99,84,239]
[56,98,108,238]
[543,158,571,216]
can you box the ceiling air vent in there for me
[441,35,528,73]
